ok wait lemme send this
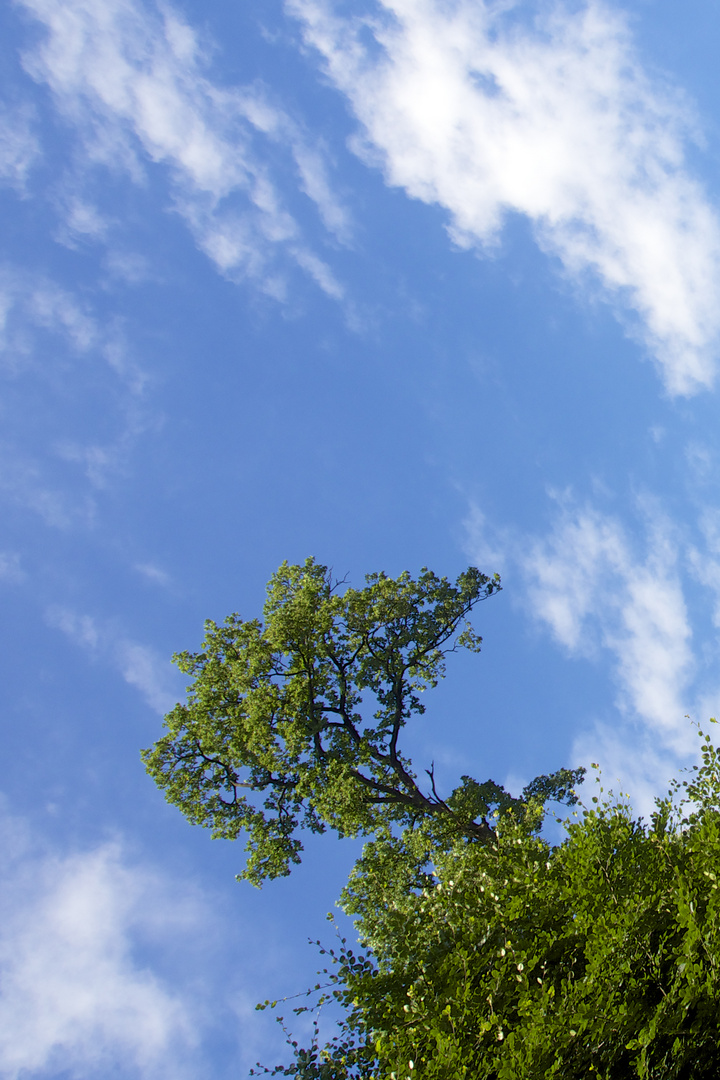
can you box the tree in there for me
[144,559,720,1078]
[142,559,583,886]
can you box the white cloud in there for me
[0,845,195,1078]
[46,606,181,714]
[0,800,304,1079]
[0,448,90,529]
[0,104,40,191]
[0,552,26,584]
[26,281,98,352]
[54,192,113,247]
[116,638,180,714]
[523,509,629,654]
[104,247,153,284]
[135,561,171,587]
[290,0,720,394]
[18,0,350,299]
[465,497,708,803]
[688,509,720,630]
[0,802,227,1080]
[0,266,140,378]
[520,503,694,742]
[571,725,683,822]
[0,266,150,519]
[47,606,101,650]
[54,409,149,488]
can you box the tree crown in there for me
[142,559,583,885]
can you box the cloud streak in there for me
[0,804,311,1078]
[46,605,182,714]
[290,0,720,393]
[0,104,40,191]
[19,0,350,300]
[0,265,151,528]
[465,496,720,807]
[520,503,694,741]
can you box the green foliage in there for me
[143,558,720,1076]
[262,731,720,1079]
[143,559,582,886]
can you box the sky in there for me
[2,0,720,1074]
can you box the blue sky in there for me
[3,0,720,1074]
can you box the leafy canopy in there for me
[142,559,583,885]
[258,731,720,1080]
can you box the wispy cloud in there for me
[0,832,197,1079]
[19,0,351,300]
[465,496,720,803]
[116,638,180,715]
[290,0,720,394]
[0,553,26,584]
[0,803,306,1078]
[46,606,181,714]
[519,502,694,742]
[134,561,171,588]
[0,792,263,1080]
[0,103,40,191]
[0,265,147,390]
[688,508,720,628]
[0,447,94,529]
[0,266,150,524]
[53,191,113,247]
